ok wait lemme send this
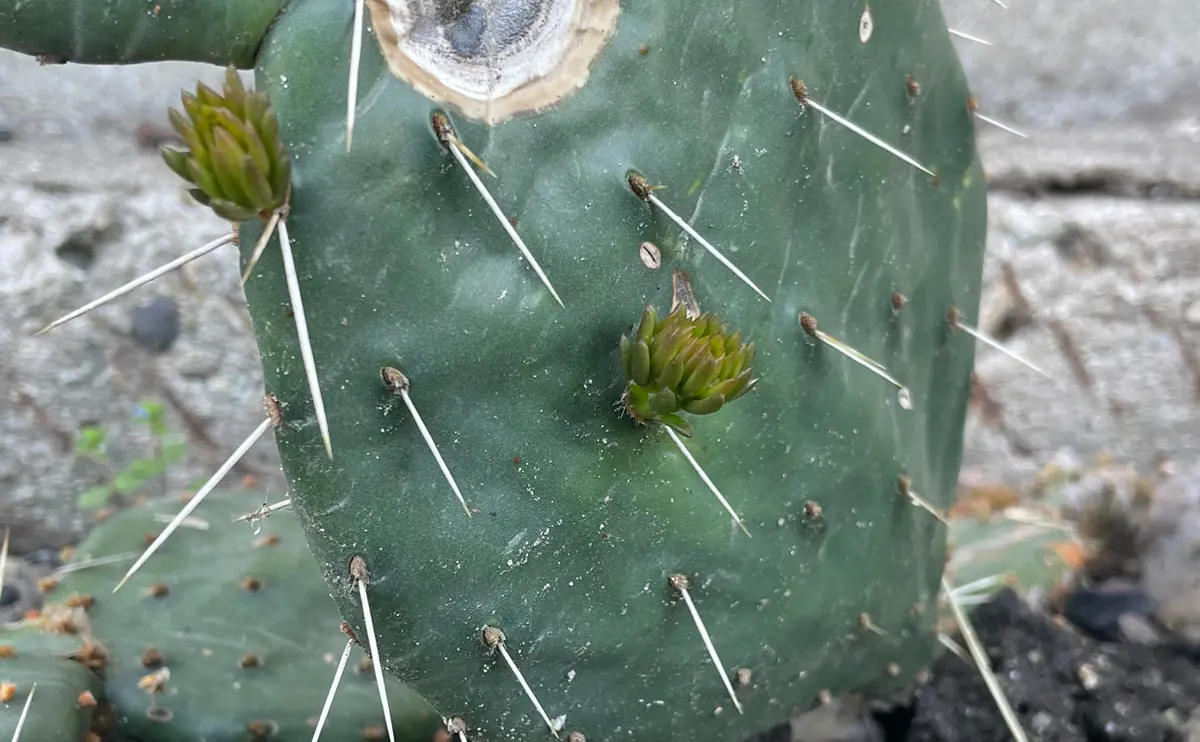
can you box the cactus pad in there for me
[47,493,441,741]
[234,0,987,738]
[0,622,103,742]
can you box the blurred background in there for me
[1,0,1198,556]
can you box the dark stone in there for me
[54,221,123,270]
[130,297,181,353]
[1063,580,1155,642]
[0,125,13,144]
[0,583,19,608]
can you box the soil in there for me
[744,588,1200,742]
[900,589,1200,742]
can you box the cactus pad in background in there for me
[31,493,440,741]
[3,0,988,738]
[0,622,104,742]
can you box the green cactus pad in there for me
[51,493,441,741]
[0,632,103,742]
[231,0,986,738]
[0,0,286,67]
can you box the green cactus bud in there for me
[160,67,290,222]
[623,303,756,437]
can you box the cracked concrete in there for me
[961,125,1200,487]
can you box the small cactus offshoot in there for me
[620,299,756,438]
[160,67,290,222]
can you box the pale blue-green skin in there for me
[0,647,100,742]
[238,1,987,739]
[55,492,442,742]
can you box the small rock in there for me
[130,296,181,353]
[0,584,18,607]
[1063,580,1154,642]
[1141,463,1200,644]
[787,697,883,742]
[1117,613,1163,645]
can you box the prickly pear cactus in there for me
[0,623,103,742]
[31,493,441,741]
[4,0,988,738]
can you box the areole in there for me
[364,0,621,124]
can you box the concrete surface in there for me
[1,3,1198,549]
[941,0,1200,129]
[962,126,1200,487]
[0,132,282,554]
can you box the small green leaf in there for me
[660,414,693,438]
[630,341,651,387]
[114,458,166,493]
[161,440,188,466]
[619,336,633,377]
[636,306,657,343]
[160,146,193,182]
[74,425,106,455]
[682,394,725,415]
[77,485,113,509]
[210,198,259,222]
[681,355,719,398]
[648,388,678,415]
[210,128,254,208]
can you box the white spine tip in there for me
[0,527,8,616]
[35,233,235,335]
[942,576,1030,742]
[644,192,771,302]
[484,628,561,738]
[113,414,275,593]
[10,682,36,742]
[240,210,282,286]
[394,382,471,516]
[310,638,355,742]
[277,218,334,459]
[234,498,293,524]
[446,140,563,307]
[951,313,1050,378]
[663,426,751,537]
[670,576,744,715]
[948,28,993,45]
[798,96,935,177]
[973,112,1028,139]
[345,0,365,154]
[801,314,912,408]
[352,561,397,742]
